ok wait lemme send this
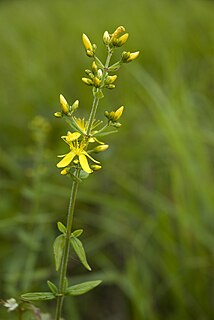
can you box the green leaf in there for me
[96,129,118,136]
[21,292,55,301]
[72,229,83,237]
[53,234,65,271]
[65,280,102,296]
[47,280,58,294]
[57,221,66,234]
[70,236,91,271]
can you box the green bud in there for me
[121,51,131,62]
[113,122,122,128]
[54,112,63,118]
[106,84,116,89]
[92,61,98,73]
[103,31,111,45]
[71,100,79,112]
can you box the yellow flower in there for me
[57,132,100,174]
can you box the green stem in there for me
[55,48,113,320]
[55,169,80,320]
[86,50,113,136]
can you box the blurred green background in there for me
[0,0,214,319]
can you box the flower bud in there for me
[92,61,98,73]
[114,106,124,120]
[90,164,102,171]
[105,75,117,84]
[71,100,79,112]
[82,77,93,86]
[60,94,69,114]
[93,144,109,153]
[54,111,62,118]
[104,106,124,122]
[106,84,116,89]
[97,69,103,79]
[60,167,70,175]
[103,31,111,45]
[121,51,131,62]
[82,33,94,57]
[93,77,101,87]
[112,26,125,39]
[82,33,93,51]
[123,51,140,63]
[117,33,129,46]
[113,122,122,128]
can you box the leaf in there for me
[57,221,66,234]
[70,236,91,271]
[65,280,102,296]
[47,280,58,294]
[72,229,83,237]
[53,234,65,271]
[21,292,55,301]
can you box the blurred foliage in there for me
[0,0,214,319]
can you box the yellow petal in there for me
[66,131,81,142]
[79,154,92,173]
[57,151,76,168]
[83,151,100,164]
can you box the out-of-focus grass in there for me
[0,0,214,319]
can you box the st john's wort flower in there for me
[57,131,100,174]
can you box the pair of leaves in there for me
[53,227,91,272]
[20,280,102,301]
[70,235,91,271]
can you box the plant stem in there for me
[55,49,113,320]
[86,50,113,136]
[55,169,80,320]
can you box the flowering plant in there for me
[3,25,139,320]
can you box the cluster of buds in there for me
[54,25,139,178]
[81,25,139,91]
[54,94,79,118]
[104,106,124,127]
[103,26,129,47]
[82,61,103,88]
[82,61,118,90]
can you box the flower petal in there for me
[79,154,92,173]
[57,151,76,168]
[83,151,100,164]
